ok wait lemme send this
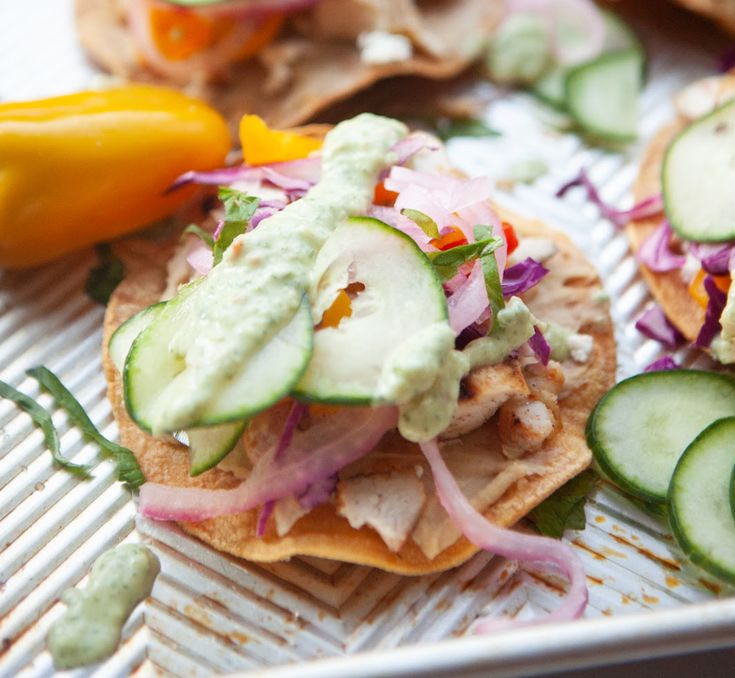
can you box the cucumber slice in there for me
[532,10,639,109]
[185,421,247,476]
[295,216,447,404]
[587,370,735,503]
[533,67,567,109]
[663,99,735,242]
[125,294,313,432]
[565,48,643,142]
[108,303,165,373]
[109,300,245,474]
[669,417,735,585]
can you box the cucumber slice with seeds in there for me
[663,98,735,242]
[587,370,735,503]
[295,216,447,404]
[669,417,735,585]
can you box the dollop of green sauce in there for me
[150,113,407,434]
[395,298,538,442]
[464,297,537,370]
[47,544,160,670]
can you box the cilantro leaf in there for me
[401,208,440,239]
[428,229,503,285]
[85,244,125,305]
[429,241,487,281]
[214,188,260,265]
[474,225,505,321]
[0,379,92,478]
[183,224,215,250]
[528,470,598,538]
[436,118,500,141]
[27,366,145,488]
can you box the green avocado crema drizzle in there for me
[139,114,408,434]
[47,544,160,670]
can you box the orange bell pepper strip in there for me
[373,181,399,207]
[240,115,322,166]
[0,86,231,268]
[430,226,468,251]
[149,5,283,63]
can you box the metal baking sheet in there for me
[1,1,734,676]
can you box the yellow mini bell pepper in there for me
[0,86,231,268]
[239,114,322,166]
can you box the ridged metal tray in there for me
[1,1,734,676]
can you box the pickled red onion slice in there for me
[420,438,588,632]
[139,406,396,521]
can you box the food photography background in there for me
[0,0,734,676]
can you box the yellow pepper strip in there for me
[688,268,731,309]
[318,289,352,329]
[239,115,322,166]
[0,86,231,268]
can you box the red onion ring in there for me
[420,438,588,632]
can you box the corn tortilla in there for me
[103,209,615,575]
[75,0,503,129]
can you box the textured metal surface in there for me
[1,1,734,676]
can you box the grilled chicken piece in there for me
[441,360,529,439]
[336,469,426,551]
[498,396,559,459]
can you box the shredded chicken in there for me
[336,469,426,552]
[274,495,310,536]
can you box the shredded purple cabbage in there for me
[528,326,551,365]
[637,221,686,272]
[166,157,320,195]
[556,170,663,228]
[688,242,734,276]
[635,306,685,349]
[502,258,549,297]
[644,356,679,372]
[456,322,485,350]
[695,276,728,348]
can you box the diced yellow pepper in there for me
[688,268,731,309]
[239,115,322,166]
[0,86,231,268]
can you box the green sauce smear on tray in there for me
[47,544,160,670]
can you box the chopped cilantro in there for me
[0,379,91,478]
[401,209,441,239]
[528,470,598,538]
[26,366,144,489]
[85,244,125,305]
[435,117,500,141]
[214,188,260,265]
